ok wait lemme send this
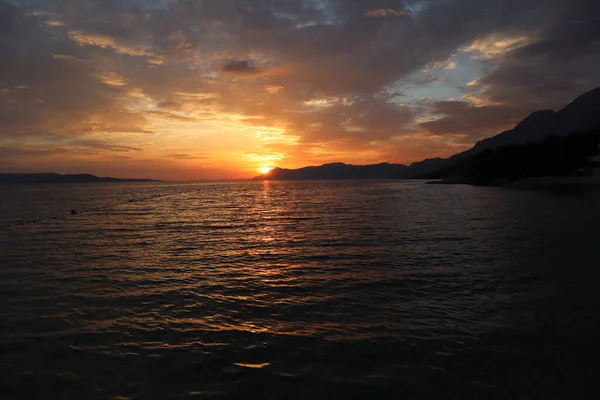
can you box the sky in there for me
[1,0,599,180]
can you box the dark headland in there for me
[0,173,159,184]
[255,87,600,185]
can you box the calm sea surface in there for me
[1,180,599,399]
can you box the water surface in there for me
[1,181,599,399]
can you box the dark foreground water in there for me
[1,180,599,399]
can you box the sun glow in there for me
[259,167,272,174]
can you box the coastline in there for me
[427,176,600,189]
[506,176,600,189]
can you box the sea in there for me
[1,180,599,399]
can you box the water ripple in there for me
[1,181,600,399]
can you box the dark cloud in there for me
[221,59,261,75]
[0,139,141,164]
[465,0,600,110]
[0,2,151,141]
[0,145,70,158]
[419,101,522,139]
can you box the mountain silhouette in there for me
[255,162,410,180]
[409,86,600,177]
[0,173,158,184]
[432,127,600,185]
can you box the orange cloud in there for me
[97,72,127,87]
[463,35,531,59]
[68,30,152,58]
[365,9,406,17]
[264,85,283,94]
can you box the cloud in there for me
[365,9,406,17]
[165,153,208,160]
[68,30,152,57]
[290,96,415,148]
[462,1,600,111]
[419,100,523,139]
[0,3,152,142]
[74,139,143,152]
[0,145,70,158]
[221,60,261,75]
[463,35,531,59]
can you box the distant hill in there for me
[0,173,159,184]
[411,86,600,178]
[430,127,600,185]
[255,162,409,180]
[254,86,600,181]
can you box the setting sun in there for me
[259,167,272,174]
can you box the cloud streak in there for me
[365,9,406,17]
